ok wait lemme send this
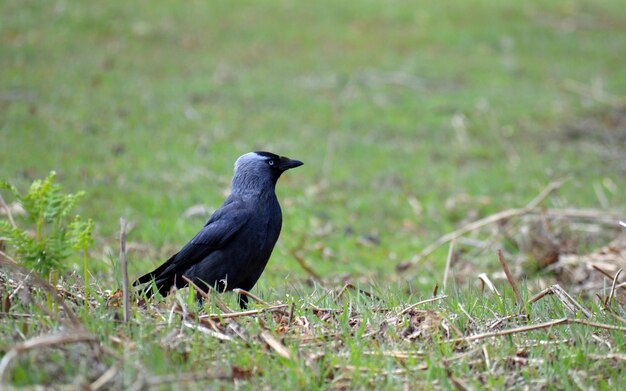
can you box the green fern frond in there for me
[0,171,95,279]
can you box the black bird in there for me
[133,151,303,308]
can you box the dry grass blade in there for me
[550,284,592,318]
[120,218,130,324]
[200,304,288,320]
[589,353,626,362]
[398,180,564,271]
[608,268,623,308]
[397,295,448,316]
[458,303,477,327]
[89,365,118,391]
[260,331,291,359]
[450,376,474,391]
[570,319,626,332]
[496,249,523,310]
[477,273,500,296]
[146,370,234,387]
[528,285,591,318]
[181,275,233,313]
[0,332,96,382]
[0,250,17,265]
[336,283,351,299]
[562,79,623,108]
[607,312,626,325]
[289,247,322,281]
[525,180,567,209]
[0,195,17,228]
[482,344,491,373]
[446,318,570,344]
[358,350,426,359]
[7,269,33,302]
[542,208,624,222]
[446,317,626,345]
[398,208,527,271]
[443,239,455,291]
[440,312,465,339]
[335,283,380,301]
[591,264,626,293]
[232,288,269,306]
[182,322,234,341]
[287,301,295,326]
[0,257,81,327]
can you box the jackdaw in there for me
[133,151,303,308]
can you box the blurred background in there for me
[1,0,625,291]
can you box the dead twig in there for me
[287,300,295,326]
[496,249,524,311]
[528,287,553,305]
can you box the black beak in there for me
[278,156,304,171]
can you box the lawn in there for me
[1,0,626,389]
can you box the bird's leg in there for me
[238,293,248,309]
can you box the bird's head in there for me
[232,151,303,193]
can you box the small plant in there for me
[0,172,94,292]
[69,215,95,310]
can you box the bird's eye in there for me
[268,160,275,166]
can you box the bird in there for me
[133,151,303,308]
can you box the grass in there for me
[1,0,626,389]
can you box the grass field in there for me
[1,0,626,389]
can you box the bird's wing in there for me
[134,197,252,285]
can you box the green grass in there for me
[1,0,626,388]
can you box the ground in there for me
[1,0,626,389]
